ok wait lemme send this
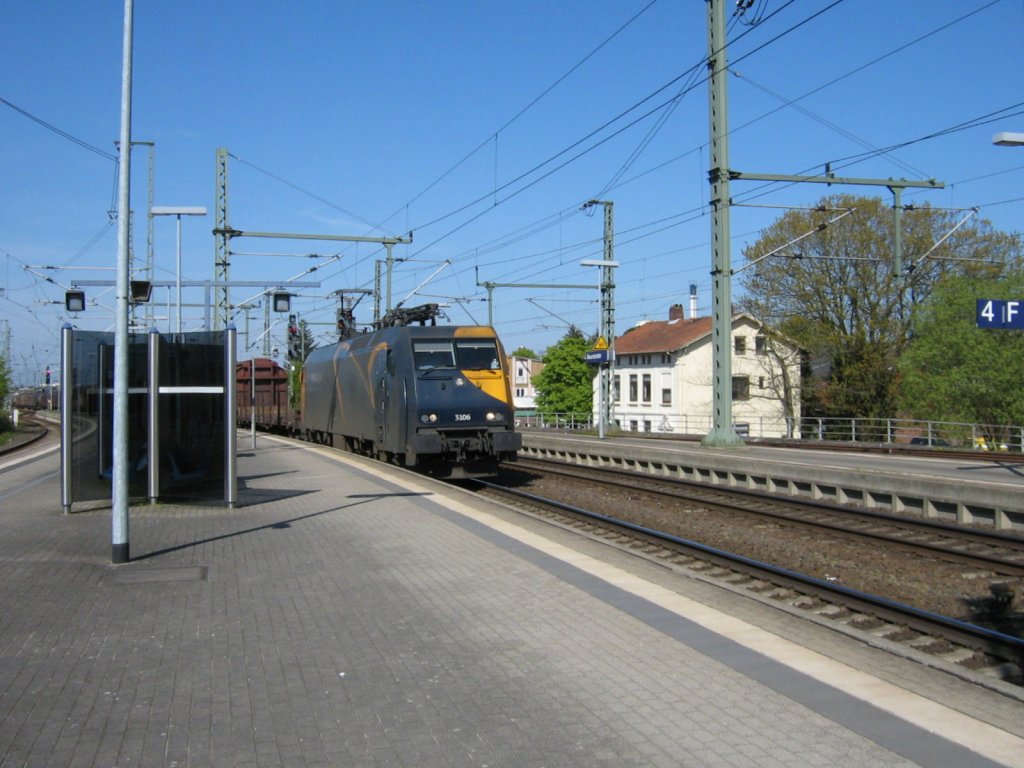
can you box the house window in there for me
[734,336,747,355]
[732,375,750,401]
[643,420,652,433]
[613,375,621,403]
[629,420,638,432]
[642,374,651,403]
[661,388,671,405]
[629,374,638,402]
[662,353,671,365]
[755,335,767,355]
[758,376,765,390]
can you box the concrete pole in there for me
[112,0,135,563]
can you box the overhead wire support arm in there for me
[393,260,453,311]
[475,265,596,326]
[905,206,981,273]
[729,171,945,191]
[218,230,413,245]
[732,208,855,275]
[727,169,948,275]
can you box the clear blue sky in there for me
[3,1,1023,385]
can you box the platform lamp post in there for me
[151,206,207,333]
[993,131,1024,148]
[994,132,1024,260]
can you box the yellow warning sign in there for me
[594,336,608,350]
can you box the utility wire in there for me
[1,97,118,162]
[400,0,845,260]
[437,0,1004,290]
[228,152,384,233]
[374,0,663,228]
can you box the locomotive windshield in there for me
[455,340,501,370]
[413,339,501,371]
[413,341,457,371]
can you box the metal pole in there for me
[147,328,160,503]
[214,148,230,331]
[250,358,256,450]
[98,343,108,479]
[704,0,742,446]
[225,326,237,508]
[112,0,134,563]
[175,214,182,333]
[601,203,615,436]
[385,242,394,312]
[60,324,73,514]
[373,259,382,324]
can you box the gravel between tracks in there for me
[501,467,1024,635]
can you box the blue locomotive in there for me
[299,304,521,478]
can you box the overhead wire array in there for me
[5,1,1018,354]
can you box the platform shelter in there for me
[59,325,237,511]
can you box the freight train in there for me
[12,387,54,411]
[238,304,521,478]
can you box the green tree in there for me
[898,273,1024,429]
[511,346,538,359]
[532,327,595,416]
[737,194,1018,419]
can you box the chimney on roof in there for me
[669,304,684,321]
[689,283,698,319]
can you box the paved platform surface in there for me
[1,434,1023,767]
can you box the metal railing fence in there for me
[515,412,1024,451]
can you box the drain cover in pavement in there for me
[107,565,208,584]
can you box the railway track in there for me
[0,414,50,458]
[478,459,1024,697]
[513,457,1024,578]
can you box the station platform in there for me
[1,434,1023,767]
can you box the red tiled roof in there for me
[615,316,713,354]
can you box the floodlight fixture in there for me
[130,280,152,303]
[272,291,292,313]
[65,290,86,312]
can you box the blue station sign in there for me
[583,349,613,365]
[977,299,1024,329]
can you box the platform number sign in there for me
[977,299,1024,329]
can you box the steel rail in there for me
[476,478,1024,673]
[512,457,1024,577]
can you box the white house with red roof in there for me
[602,304,802,438]
[509,354,544,415]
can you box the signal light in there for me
[286,314,301,361]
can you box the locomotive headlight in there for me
[454,377,465,387]
[420,413,438,423]
[485,411,503,422]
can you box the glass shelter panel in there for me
[156,331,226,499]
[63,329,229,507]
[67,331,149,501]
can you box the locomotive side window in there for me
[413,341,456,371]
[455,340,501,370]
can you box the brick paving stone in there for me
[0,436,1020,767]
